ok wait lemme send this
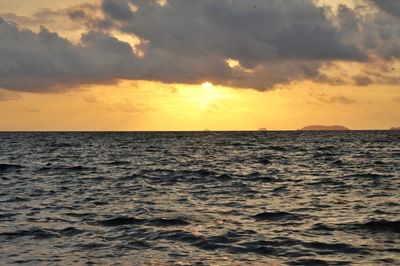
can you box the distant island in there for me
[390,127,400,131]
[298,125,350,131]
[258,128,268,131]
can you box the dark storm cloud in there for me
[371,0,400,19]
[117,0,367,65]
[81,30,133,55]
[0,17,140,92]
[65,3,104,27]
[101,0,134,21]
[0,0,399,92]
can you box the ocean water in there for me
[0,131,399,265]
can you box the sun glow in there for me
[201,82,213,89]
[226,58,240,68]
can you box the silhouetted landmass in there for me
[390,127,400,131]
[298,125,350,131]
[258,128,268,131]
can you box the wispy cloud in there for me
[0,89,20,101]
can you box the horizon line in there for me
[0,129,398,133]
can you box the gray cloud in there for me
[0,17,141,92]
[82,95,98,104]
[108,98,151,114]
[314,93,356,105]
[324,95,356,105]
[65,3,110,29]
[113,0,367,74]
[353,75,373,86]
[1,9,60,26]
[371,0,400,19]
[0,0,399,92]
[101,0,134,21]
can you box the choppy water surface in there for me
[0,131,399,265]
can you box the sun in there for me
[201,82,213,89]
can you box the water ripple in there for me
[0,131,399,265]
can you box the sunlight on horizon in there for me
[201,82,214,89]
[1,79,399,131]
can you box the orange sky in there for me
[0,0,399,131]
[1,80,399,131]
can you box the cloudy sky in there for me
[0,0,399,130]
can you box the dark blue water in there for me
[0,131,399,265]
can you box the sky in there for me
[0,0,399,131]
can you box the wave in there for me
[180,169,217,177]
[310,178,347,186]
[343,173,393,179]
[0,213,17,221]
[251,176,277,183]
[216,173,233,181]
[37,165,96,172]
[302,241,363,254]
[98,216,190,227]
[313,220,400,235]
[355,220,400,233]
[48,142,74,148]
[127,240,152,249]
[267,145,287,151]
[1,196,29,203]
[156,230,274,254]
[67,165,96,171]
[332,159,344,165]
[231,240,278,255]
[289,258,330,266]
[253,211,303,221]
[98,217,145,226]
[1,131,399,265]
[76,242,109,250]
[13,259,45,264]
[150,218,190,227]
[105,161,131,166]
[160,230,202,243]
[258,156,272,165]
[311,223,335,232]
[57,227,86,237]
[0,229,59,239]
[0,227,85,240]
[316,145,336,151]
[0,163,23,172]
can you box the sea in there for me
[0,131,399,265]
